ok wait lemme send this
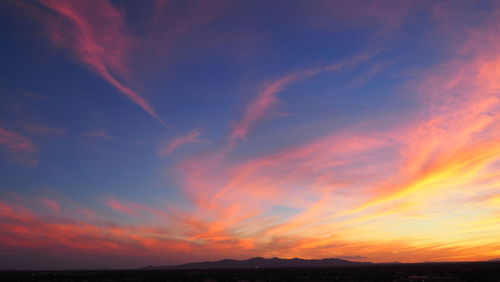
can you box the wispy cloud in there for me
[102,197,137,216]
[229,52,374,143]
[159,130,202,156]
[36,0,164,124]
[85,129,115,141]
[39,198,61,214]
[0,127,36,152]
[0,127,37,165]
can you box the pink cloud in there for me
[229,52,374,143]
[86,129,116,141]
[159,130,202,156]
[0,127,36,152]
[36,0,164,124]
[102,197,138,216]
[75,206,99,220]
[39,198,61,213]
[101,196,172,220]
[0,127,38,165]
[229,74,299,142]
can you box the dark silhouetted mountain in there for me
[489,258,500,262]
[143,257,370,269]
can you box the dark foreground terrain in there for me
[1,262,499,282]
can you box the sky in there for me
[0,0,499,270]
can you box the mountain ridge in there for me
[142,257,371,269]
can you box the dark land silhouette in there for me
[1,258,500,281]
[143,256,369,269]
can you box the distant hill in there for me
[489,258,500,262]
[143,257,370,270]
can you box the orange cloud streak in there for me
[167,6,500,262]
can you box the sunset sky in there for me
[1,0,500,269]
